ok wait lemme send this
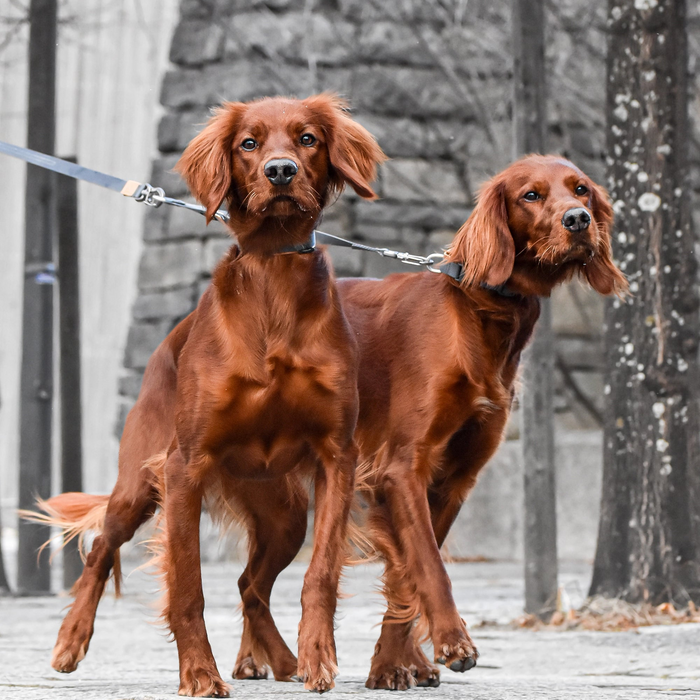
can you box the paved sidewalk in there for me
[1,559,699,699]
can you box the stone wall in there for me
[115,0,700,437]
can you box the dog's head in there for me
[447,155,627,297]
[176,94,386,248]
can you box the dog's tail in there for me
[19,493,120,595]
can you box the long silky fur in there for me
[19,493,121,596]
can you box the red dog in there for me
[27,94,385,696]
[337,154,628,689]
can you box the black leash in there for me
[0,140,520,296]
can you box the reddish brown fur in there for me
[29,94,385,697]
[337,154,627,690]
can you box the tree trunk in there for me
[513,0,558,617]
[590,0,700,605]
[17,0,57,595]
[57,161,84,591]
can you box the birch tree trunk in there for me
[590,0,700,604]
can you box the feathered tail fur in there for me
[19,493,120,595]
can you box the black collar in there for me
[275,231,317,255]
[438,261,524,299]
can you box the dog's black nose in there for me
[562,207,591,233]
[264,158,298,186]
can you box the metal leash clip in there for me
[135,183,166,208]
[377,248,430,266]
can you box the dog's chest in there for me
[203,351,348,477]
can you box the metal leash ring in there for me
[426,252,446,273]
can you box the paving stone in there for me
[3,559,699,700]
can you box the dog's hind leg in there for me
[232,475,308,682]
[364,504,439,691]
[51,453,159,673]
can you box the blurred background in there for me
[1,0,699,587]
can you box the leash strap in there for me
[0,139,518,295]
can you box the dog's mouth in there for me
[260,194,310,214]
[533,235,595,267]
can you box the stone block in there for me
[353,115,470,160]
[351,66,469,119]
[132,286,198,321]
[161,62,329,109]
[117,371,144,399]
[181,0,241,18]
[356,201,471,230]
[169,109,212,152]
[157,114,180,153]
[198,278,212,300]
[224,12,356,66]
[150,154,187,196]
[114,398,132,440]
[142,206,169,242]
[339,0,455,23]
[168,203,228,240]
[357,22,431,67]
[181,0,217,18]
[204,237,234,271]
[123,320,173,370]
[382,158,469,204]
[138,240,203,291]
[170,19,225,66]
[354,114,428,159]
[326,245,364,276]
[318,198,352,238]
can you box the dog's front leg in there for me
[164,449,229,698]
[297,440,357,693]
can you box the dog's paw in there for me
[434,630,478,673]
[365,664,416,691]
[408,661,441,687]
[232,656,268,680]
[51,625,92,673]
[179,663,230,697]
[296,659,338,693]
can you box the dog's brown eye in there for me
[241,138,258,151]
[575,184,589,196]
[523,191,540,202]
[300,133,316,147]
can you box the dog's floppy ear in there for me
[446,177,515,287]
[303,93,386,200]
[175,102,246,222]
[583,182,628,296]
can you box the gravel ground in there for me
[1,559,699,699]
